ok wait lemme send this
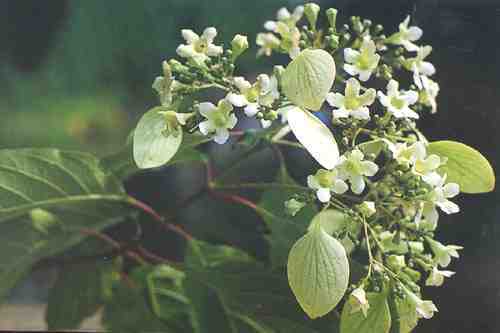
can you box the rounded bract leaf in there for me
[427,140,495,193]
[133,108,183,169]
[287,107,339,169]
[282,48,336,111]
[287,223,349,319]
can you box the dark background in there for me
[0,0,499,332]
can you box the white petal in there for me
[426,154,442,170]
[422,172,442,186]
[343,64,359,76]
[214,128,230,144]
[233,77,252,91]
[351,175,366,194]
[326,92,345,108]
[358,70,372,82]
[198,102,216,117]
[264,21,277,31]
[437,200,460,214]
[402,108,420,119]
[176,44,196,58]
[378,92,390,107]
[277,7,291,20]
[332,179,348,194]
[387,80,399,96]
[226,93,248,107]
[362,161,379,176]
[402,40,419,52]
[198,120,213,135]
[307,175,320,189]
[407,27,423,41]
[443,183,460,198]
[350,107,370,120]
[181,29,199,44]
[317,188,331,203]
[227,114,238,129]
[332,108,350,119]
[244,104,259,117]
[202,27,217,42]
[206,44,223,56]
[260,119,272,128]
[402,90,419,105]
[344,48,360,63]
[419,62,436,76]
[287,107,340,169]
[289,46,301,59]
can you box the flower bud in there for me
[357,201,376,217]
[304,3,320,29]
[285,198,306,217]
[326,8,338,31]
[231,34,249,60]
[387,255,406,271]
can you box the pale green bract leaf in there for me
[358,139,385,158]
[340,292,391,333]
[427,140,495,193]
[133,107,183,169]
[287,223,349,319]
[308,209,360,254]
[282,48,336,111]
[287,107,339,169]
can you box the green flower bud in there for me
[357,201,376,217]
[304,3,320,29]
[387,255,406,271]
[326,8,338,31]
[408,241,425,253]
[285,198,307,217]
[231,34,249,60]
[403,267,422,282]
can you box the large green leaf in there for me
[103,266,192,333]
[0,148,139,300]
[182,240,340,333]
[46,256,120,330]
[340,292,391,333]
[257,166,317,267]
[427,140,495,193]
[287,223,349,319]
[281,49,336,111]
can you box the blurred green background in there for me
[0,0,499,332]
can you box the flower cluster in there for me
[132,3,495,331]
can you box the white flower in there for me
[326,78,376,120]
[256,33,281,57]
[264,6,304,32]
[198,99,238,144]
[226,74,279,118]
[419,76,440,114]
[338,149,379,194]
[349,287,370,317]
[412,152,443,186]
[386,15,423,52]
[426,237,463,268]
[378,79,419,119]
[307,169,348,203]
[404,46,436,89]
[386,140,426,168]
[176,27,223,64]
[428,174,460,214]
[402,286,438,319]
[425,267,455,287]
[344,38,381,82]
